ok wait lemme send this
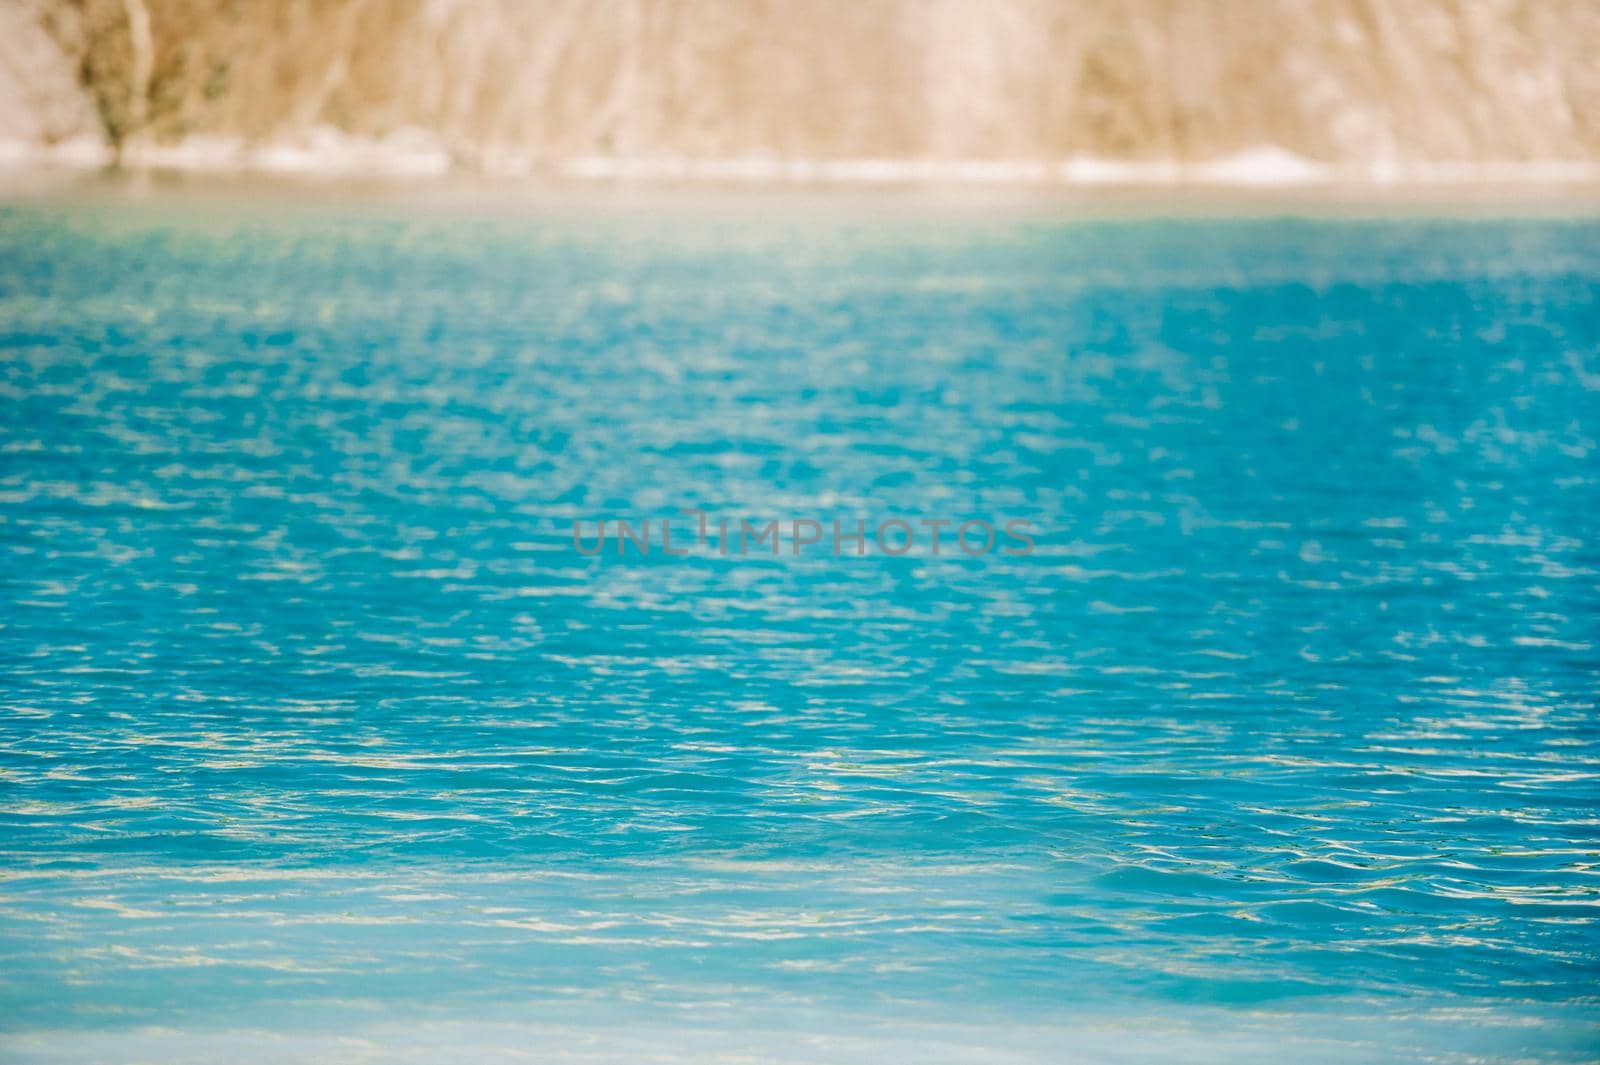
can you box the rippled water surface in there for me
[1,192,1597,1062]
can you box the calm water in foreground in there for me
[0,187,1597,1062]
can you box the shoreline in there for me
[4,134,1600,194]
[4,159,1600,226]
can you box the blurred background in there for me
[2,0,1599,183]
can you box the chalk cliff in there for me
[0,0,103,158]
[5,0,1598,181]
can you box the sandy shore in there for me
[5,130,1600,193]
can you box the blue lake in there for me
[1,189,1597,1062]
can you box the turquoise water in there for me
[1,193,1598,1062]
